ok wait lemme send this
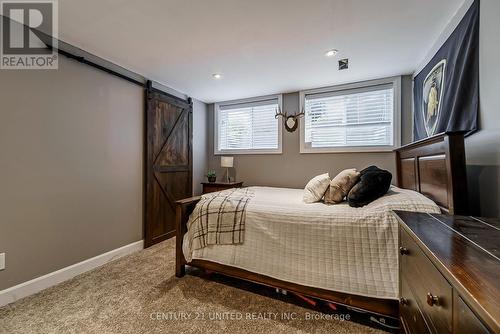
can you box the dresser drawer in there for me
[400,275,431,334]
[400,228,453,334]
[453,293,491,334]
[203,185,224,193]
[202,182,243,194]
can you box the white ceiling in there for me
[59,0,465,103]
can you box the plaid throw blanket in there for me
[187,188,254,251]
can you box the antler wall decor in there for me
[275,106,305,133]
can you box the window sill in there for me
[215,149,283,155]
[300,146,397,154]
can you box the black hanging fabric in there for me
[413,0,479,140]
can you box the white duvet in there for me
[183,186,440,299]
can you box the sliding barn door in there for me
[145,87,192,248]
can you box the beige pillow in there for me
[324,169,360,204]
[303,173,330,203]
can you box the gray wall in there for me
[401,76,414,145]
[192,99,208,195]
[0,56,143,290]
[464,0,500,217]
[0,56,207,290]
[207,76,413,188]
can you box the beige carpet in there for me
[0,238,387,334]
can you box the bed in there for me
[175,132,467,317]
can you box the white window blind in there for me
[216,97,281,154]
[304,84,395,150]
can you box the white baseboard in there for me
[0,240,144,307]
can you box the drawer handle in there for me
[426,292,439,306]
[399,297,408,306]
[399,247,410,255]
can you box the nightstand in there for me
[201,181,243,194]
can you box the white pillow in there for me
[303,173,330,203]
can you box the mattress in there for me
[183,186,440,299]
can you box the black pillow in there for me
[347,166,392,207]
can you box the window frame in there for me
[214,94,283,155]
[299,77,401,154]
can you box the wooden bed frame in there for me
[175,132,468,318]
[395,131,467,215]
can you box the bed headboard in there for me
[394,132,468,215]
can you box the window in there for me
[300,77,401,153]
[215,95,282,154]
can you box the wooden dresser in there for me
[394,211,499,334]
[201,181,243,194]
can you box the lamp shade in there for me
[220,156,234,168]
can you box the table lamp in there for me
[220,156,234,183]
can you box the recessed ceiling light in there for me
[212,73,222,79]
[325,49,338,57]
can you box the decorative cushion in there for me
[303,173,330,203]
[347,166,392,207]
[324,169,360,204]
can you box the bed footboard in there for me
[175,196,201,277]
